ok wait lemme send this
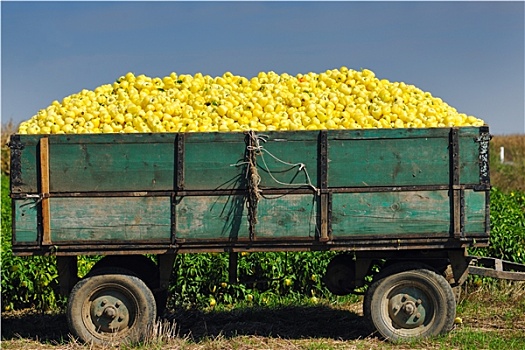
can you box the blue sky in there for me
[1,1,524,134]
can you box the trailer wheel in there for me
[88,255,167,314]
[364,267,456,341]
[324,254,356,295]
[67,268,156,346]
[89,255,159,290]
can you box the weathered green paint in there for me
[175,193,318,240]
[10,127,490,249]
[48,197,172,242]
[458,128,483,185]
[331,191,451,236]
[11,133,177,193]
[256,194,318,238]
[13,199,39,243]
[11,136,40,194]
[464,190,488,233]
[182,132,319,190]
[176,195,249,239]
[328,131,450,187]
[49,142,175,192]
[183,133,246,190]
[254,132,319,189]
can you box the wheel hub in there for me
[91,295,131,332]
[389,294,426,328]
[103,306,117,319]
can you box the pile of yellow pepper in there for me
[18,67,484,134]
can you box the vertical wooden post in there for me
[40,137,51,245]
[450,128,463,239]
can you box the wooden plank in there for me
[175,193,318,240]
[13,199,39,243]
[255,133,319,189]
[256,194,318,238]
[468,266,525,281]
[176,195,249,240]
[328,137,451,187]
[331,191,451,236]
[183,133,246,190]
[49,142,175,192]
[463,190,488,233]
[40,137,51,244]
[10,135,41,194]
[328,127,451,140]
[458,128,484,184]
[49,197,172,242]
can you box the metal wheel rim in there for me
[81,283,138,340]
[380,281,436,336]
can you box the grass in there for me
[2,281,525,349]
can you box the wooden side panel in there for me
[12,199,39,243]
[464,190,488,233]
[459,128,482,185]
[175,195,249,239]
[183,133,246,190]
[175,194,318,240]
[256,194,318,238]
[328,131,450,187]
[10,128,489,252]
[48,197,172,242]
[331,190,451,236]
[255,133,319,189]
[183,131,320,191]
[49,141,175,192]
[10,135,40,194]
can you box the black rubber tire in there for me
[89,255,167,315]
[67,268,157,346]
[323,254,356,296]
[444,264,462,304]
[364,266,456,341]
[89,255,159,289]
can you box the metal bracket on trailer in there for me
[468,256,525,281]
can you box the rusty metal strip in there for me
[176,133,185,190]
[327,192,333,238]
[318,130,329,242]
[460,189,465,238]
[475,126,491,186]
[171,193,177,245]
[319,130,328,189]
[40,137,51,245]
[449,128,462,239]
[11,234,491,256]
[450,128,460,186]
[11,184,485,199]
[9,134,24,190]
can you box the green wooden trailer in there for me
[10,126,495,343]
